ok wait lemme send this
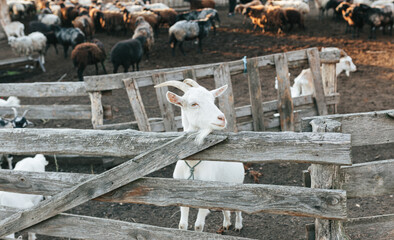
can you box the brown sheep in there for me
[71,39,107,81]
[124,10,161,36]
[148,8,178,28]
[72,15,95,39]
[281,8,304,32]
[60,3,79,27]
[89,7,102,32]
[98,10,126,35]
[188,0,215,10]
[132,16,154,59]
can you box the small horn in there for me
[11,107,18,118]
[154,80,191,92]
[22,109,29,118]
[183,78,200,88]
[339,49,347,57]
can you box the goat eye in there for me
[191,103,199,107]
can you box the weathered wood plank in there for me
[152,73,177,132]
[340,159,394,198]
[343,214,394,240]
[214,63,237,132]
[0,210,249,240]
[183,68,196,79]
[84,49,340,91]
[0,82,87,97]
[308,118,348,240]
[307,48,328,116]
[0,171,347,220]
[302,109,394,147]
[0,134,227,237]
[247,58,265,131]
[123,78,151,132]
[274,53,294,131]
[89,91,104,128]
[0,57,36,71]
[0,129,352,165]
[0,105,112,120]
[321,62,337,114]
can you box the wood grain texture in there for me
[274,53,294,131]
[214,63,237,132]
[89,91,104,128]
[306,48,328,116]
[344,214,394,240]
[0,171,347,220]
[321,63,337,114]
[302,109,394,147]
[0,105,112,120]
[247,58,265,131]
[0,82,87,97]
[123,78,151,132]
[0,133,227,237]
[84,48,340,91]
[340,159,394,198]
[0,129,351,165]
[0,209,250,240]
[152,73,177,132]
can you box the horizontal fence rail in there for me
[302,109,394,147]
[0,82,87,97]
[0,207,249,240]
[0,170,347,220]
[0,128,352,165]
[84,49,340,92]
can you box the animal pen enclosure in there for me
[0,47,392,239]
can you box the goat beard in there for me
[195,128,213,145]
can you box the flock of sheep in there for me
[3,0,222,80]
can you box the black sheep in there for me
[358,4,393,39]
[52,26,86,58]
[29,21,58,54]
[71,39,107,81]
[110,36,146,73]
[325,0,345,20]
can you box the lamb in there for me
[169,15,214,56]
[110,35,146,73]
[0,154,48,240]
[53,26,86,58]
[266,0,310,15]
[132,16,154,59]
[155,78,244,232]
[8,31,47,63]
[176,8,221,34]
[3,21,25,38]
[38,13,61,26]
[71,39,107,81]
[29,20,58,54]
[72,15,95,39]
[28,31,47,64]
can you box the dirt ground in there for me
[1,3,393,240]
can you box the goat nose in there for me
[218,115,225,122]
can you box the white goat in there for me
[0,96,20,107]
[0,154,48,240]
[155,79,245,232]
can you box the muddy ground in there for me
[0,3,393,240]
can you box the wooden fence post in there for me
[309,118,349,240]
[247,58,265,131]
[183,68,197,80]
[321,50,338,114]
[152,73,177,132]
[89,91,104,128]
[123,78,151,132]
[307,48,328,116]
[214,63,237,132]
[274,53,294,131]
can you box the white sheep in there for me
[28,32,47,64]
[38,13,61,26]
[3,21,25,38]
[314,0,330,17]
[155,79,245,232]
[266,0,310,14]
[0,154,48,240]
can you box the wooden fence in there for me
[301,109,394,239]
[84,47,341,131]
[0,128,352,239]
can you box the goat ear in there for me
[211,85,228,98]
[166,91,183,107]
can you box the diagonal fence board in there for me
[84,48,340,91]
[0,171,347,220]
[0,209,251,240]
[0,133,227,237]
[302,109,394,147]
[0,129,351,165]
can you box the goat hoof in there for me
[194,224,204,232]
[235,223,243,232]
[179,223,188,230]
